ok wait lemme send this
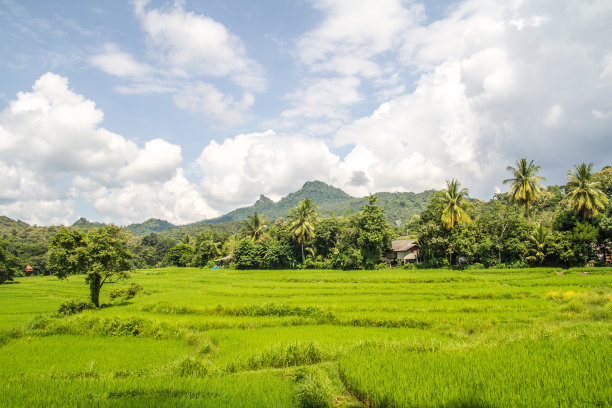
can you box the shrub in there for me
[109,283,143,300]
[465,262,485,270]
[374,262,387,270]
[403,262,416,270]
[58,299,95,315]
[293,367,333,408]
[234,239,263,269]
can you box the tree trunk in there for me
[89,274,102,307]
[301,242,305,265]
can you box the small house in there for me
[386,239,420,265]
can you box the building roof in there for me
[391,239,419,252]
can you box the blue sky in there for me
[1,0,611,226]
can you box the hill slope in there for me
[202,180,434,226]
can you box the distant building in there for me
[386,239,420,265]
[25,265,34,275]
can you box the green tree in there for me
[192,239,220,267]
[262,240,293,269]
[85,225,133,307]
[47,229,88,278]
[0,239,18,284]
[566,163,609,219]
[503,158,546,220]
[242,212,268,242]
[233,239,262,269]
[357,194,393,269]
[440,179,471,230]
[165,243,194,267]
[288,198,319,264]
[525,224,551,265]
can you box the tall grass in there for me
[339,336,612,407]
[0,266,610,407]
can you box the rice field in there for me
[0,267,610,407]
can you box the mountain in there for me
[71,217,106,230]
[1,181,435,238]
[125,218,176,236]
[202,180,434,226]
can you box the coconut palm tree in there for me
[288,198,319,264]
[566,163,609,219]
[440,179,471,230]
[525,224,550,265]
[503,158,546,220]
[242,212,268,242]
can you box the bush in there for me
[58,299,95,315]
[375,262,389,270]
[109,283,143,301]
[263,241,293,269]
[403,262,416,270]
[234,239,263,269]
[294,368,332,408]
[465,262,485,270]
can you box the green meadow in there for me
[1,267,611,407]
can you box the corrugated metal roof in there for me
[391,239,418,252]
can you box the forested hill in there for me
[0,181,434,237]
[197,181,435,227]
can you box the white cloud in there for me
[133,0,265,90]
[298,0,424,76]
[196,130,340,209]
[0,72,216,225]
[282,76,362,120]
[173,82,254,126]
[88,43,152,78]
[76,169,218,225]
[0,72,137,175]
[327,0,612,198]
[118,138,182,182]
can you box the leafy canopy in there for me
[503,158,545,219]
[440,179,471,230]
[566,162,609,219]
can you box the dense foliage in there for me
[47,225,133,307]
[1,163,611,275]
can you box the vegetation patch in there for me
[228,341,332,372]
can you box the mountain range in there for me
[1,181,435,237]
[124,180,435,235]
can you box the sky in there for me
[1,0,611,226]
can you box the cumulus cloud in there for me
[0,72,215,225]
[88,43,152,78]
[173,82,254,126]
[117,138,182,183]
[133,0,265,90]
[196,130,340,209]
[75,169,218,225]
[326,0,612,198]
[282,76,362,120]
[298,0,424,76]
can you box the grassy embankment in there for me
[0,267,610,407]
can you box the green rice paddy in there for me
[0,267,610,407]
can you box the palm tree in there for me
[440,179,471,230]
[566,163,609,219]
[503,158,546,220]
[525,224,549,265]
[288,198,319,264]
[242,212,268,242]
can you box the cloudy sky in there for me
[1,0,611,226]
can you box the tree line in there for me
[1,160,611,286]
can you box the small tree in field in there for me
[48,225,132,307]
[47,229,88,277]
[85,225,132,307]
